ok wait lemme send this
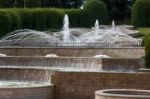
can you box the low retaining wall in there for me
[102,58,143,71]
[52,71,150,99]
[0,47,144,58]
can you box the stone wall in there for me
[52,71,150,99]
[0,47,144,58]
[102,58,143,70]
[0,86,54,99]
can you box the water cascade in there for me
[45,54,58,58]
[0,53,7,57]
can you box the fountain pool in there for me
[95,89,150,99]
[0,68,54,99]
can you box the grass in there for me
[139,28,150,36]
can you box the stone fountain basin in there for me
[0,81,54,99]
[95,89,150,99]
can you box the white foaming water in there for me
[63,14,70,42]
[0,81,50,88]
[94,55,111,58]
[95,20,99,35]
[45,54,58,58]
[0,53,7,57]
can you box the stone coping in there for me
[0,47,144,49]
[95,89,150,99]
[0,67,141,74]
[138,68,150,73]
[0,83,54,89]
[0,56,140,59]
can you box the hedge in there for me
[0,10,11,37]
[132,0,150,27]
[144,34,150,68]
[0,0,108,37]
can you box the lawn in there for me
[139,28,150,36]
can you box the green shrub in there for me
[132,0,149,27]
[83,0,108,26]
[0,10,11,37]
[144,34,150,68]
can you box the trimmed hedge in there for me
[7,10,21,31]
[0,0,108,37]
[0,10,11,37]
[15,8,65,30]
[144,34,150,68]
[132,0,150,27]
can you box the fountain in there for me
[95,89,150,99]
[112,20,115,30]
[95,19,99,35]
[0,14,148,99]
[63,14,70,42]
[0,68,54,99]
[0,14,141,47]
[0,4,147,99]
